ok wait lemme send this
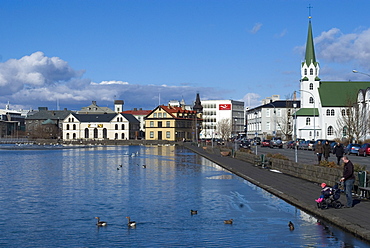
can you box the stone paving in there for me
[184,143,370,243]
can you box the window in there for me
[115,124,118,130]
[166,131,170,138]
[310,68,313,75]
[158,113,162,118]
[158,121,162,128]
[153,113,157,118]
[304,68,307,75]
[309,97,314,104]
[66,124,70,130]
[309,131,312,137]
[306,117,311,125]
[166,121,170,127]
[121,124,125,130]
[326,109,330,116]
[327,126,334,136]
[94,128,98,138]
[163,113,167,118]
[115,133,118,139]
[150,121,154,127]
[73,133,76,139]
[309,83,313,90]
[85,128,89,138]
[150,131,154,138]
[341,109,346,116]
[266,109,270,117]
[73,124,76,130]
[121,133,125,139]
[66,133,70,139]
[330,109,335,116]
[103,128,107,139]
[343,127,347,136]
[266,122,270,130]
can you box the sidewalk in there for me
[184,143,370,242]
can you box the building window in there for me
[309,97,314,104]
[85,128,89,138]
[94,128,98,138]
[166,121,170,127]
[266,122,270,131]
[73,124,76,130]
[266,109,270,117]
[150,131,154,138]
[158,113,162,118]
[66,124,70,130]
[66,133,70,139]
[166,131,170,138]
[341,109,346,116]
[309,83,313,90]
[150,121,154,127]
[153,113,157,118]
[328,126,334,136]
[115,124,118,130]
[326,109,330,116]
[158,122,162,128]
[304,68,307,75]
[121,133,125,139]
[163,113,167,118]
[309,131,312,137]
[306,117,311,125]
[115,133,118,139]
[103,128,107,139]
[73,133,76,139]
[330,109,335,116]
[121,124,125,130]
[310,68,313,75]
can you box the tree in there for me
[276,94,295,140]
[216,118,232,141]
[336,98,365,143]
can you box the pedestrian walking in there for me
[323,141,331,161]
[333,142,344,165]
[340,156,355,208]
[314,140,324,164]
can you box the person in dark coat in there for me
[323,141,331,161]
[314,141,324,164]
[340,156,355,208]
[333,142,344,165]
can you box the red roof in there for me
[122,110,151,115]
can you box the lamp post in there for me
[293,102,298,163]
[352,69,370,78]
[268,103,276,137]
[299,89,316,141]
[254,112,258,155]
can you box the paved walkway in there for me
[184,143,370,242]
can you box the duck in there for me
[190,210,198,215]
[224,219,233,224]
[142,164,146,168]
[126,216,136,227]
[288,221,295,231]
[119,164,123,167]
[95,217,107,226]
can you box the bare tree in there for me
[336,98,365,143]
[216,118,232,141]
[276,94,294,140]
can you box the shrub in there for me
[319,160,338,168]
[266,153,289,160]
[354,163,366,172]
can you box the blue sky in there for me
[1,0,370,111]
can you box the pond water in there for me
[0,145,368,247]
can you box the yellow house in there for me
[144,105,202,141]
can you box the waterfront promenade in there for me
[184,143,370,243]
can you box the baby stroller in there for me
[317,183,342,209]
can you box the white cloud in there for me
[242,93,260,107]
[92,80,129,85]
[250,23,262,34]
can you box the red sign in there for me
[219,104,231,110]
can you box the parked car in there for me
[358,143,370,156]
[269,137,283,148]
[240,140,251,149]
[261,139,270,147]
[344,144,361,155]
[307,140,315,150]
[252,137,261,145]
[286,140,294,149]
[298,140,309,150]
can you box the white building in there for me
[296,15,370,141]
[199,100,244,139]
[246,99,300,140]
[62,113,139,140]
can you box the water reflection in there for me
[0,145,367,247]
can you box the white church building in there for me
[296,16,370,142]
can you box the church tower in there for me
[297,13,321,140]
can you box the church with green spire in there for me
[295,15,370,142]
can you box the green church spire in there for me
[304,18,317,66]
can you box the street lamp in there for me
[299,89,316,141]
[268,103,276,137]
[352,70,370,78]
[254,111,258,155]
[293,102,298,163]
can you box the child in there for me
[315,183,332,203]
